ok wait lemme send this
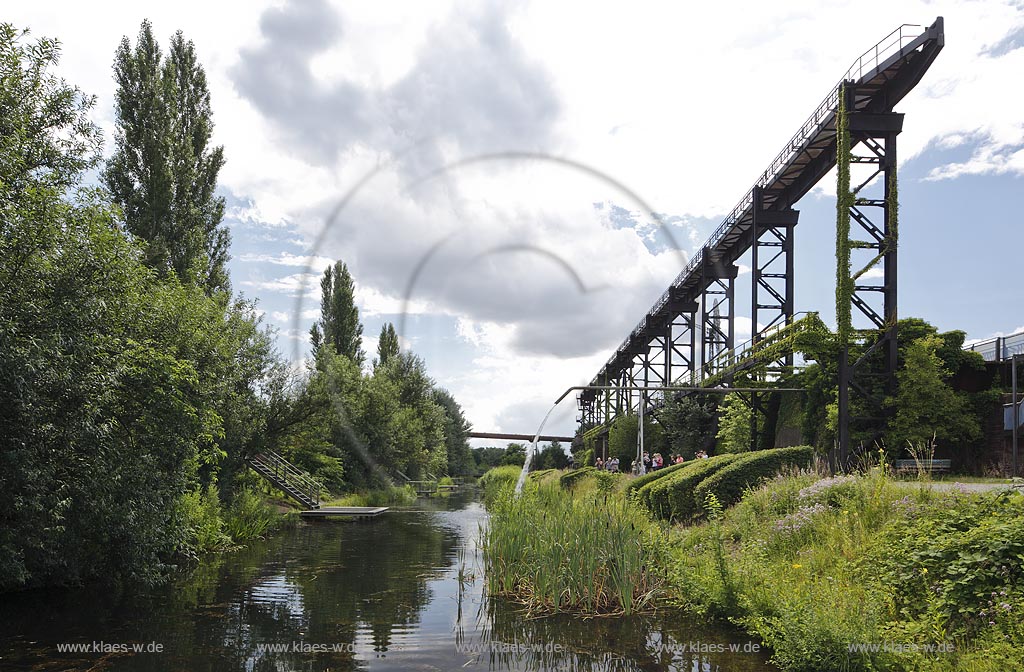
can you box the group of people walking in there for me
[594,449,709,474]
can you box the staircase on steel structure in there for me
[247,450,321,510]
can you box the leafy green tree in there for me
[354,351,445,480]
[501,443,526,466]
[472,446,507,474]
[716,393,759,453]
[104,20,230,294]
[434,388,473,475]
[533,441,569,470]
[311,261,364,365]
[656,395,715,459]
[888,335,981,452]
[0,25,101,197]
[0,23,288,589]
[607,414,659,468]
[376,322,400,369]
[294,350,366,488]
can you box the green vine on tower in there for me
[886,167,899,258]
[835,84,854,346]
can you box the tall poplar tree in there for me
[103,20,230,294]
[310,261,364,365]
[376,322,400,368]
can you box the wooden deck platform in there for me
[300,506,389,518]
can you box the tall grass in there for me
[481,480,666,616]
[223,487,281,542]
[479,465,524,505]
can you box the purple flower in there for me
[773,503,827,534]
[798,476,857,502]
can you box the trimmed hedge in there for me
[693,446,814,512]
[624,462,688,498]
[640,453,744,521]
[559,466,596,489]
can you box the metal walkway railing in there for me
[965,330,1024,362]
[595,19,943,382]
[247,450,322,509]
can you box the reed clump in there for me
[481,480,666,616]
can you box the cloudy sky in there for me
[13,1,1024,440]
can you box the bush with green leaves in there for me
[223,487,279,542]
[693,446,814,513]
[559,466,597,489]
[624,461,688,498]
[175,486,231,559]
[479,465,523,504]
[640,453,744,521]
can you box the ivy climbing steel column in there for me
[574,19,942,441]
[835,82,902,466]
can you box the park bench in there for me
[894,458,951,474]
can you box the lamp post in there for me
[1013,353,1019,478]
[637,393,646,475]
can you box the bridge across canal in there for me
[468,431,575,443]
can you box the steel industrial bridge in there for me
[578,18,945,459]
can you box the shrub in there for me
[641,454,744,521]
[559,466,596,489]
[175,485,231,558]
[693,446,814,513]
[365,485,415,506]
[223,487,278,542]
[479,465,523,504]
[624,461,688,498]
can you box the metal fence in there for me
[965,330,1024,362]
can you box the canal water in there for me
[0,493,777,671]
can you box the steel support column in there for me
[666,301,699,386]
[701,260,738,378]
[836,88,902,467]
[640,331,669,414]
[749,187,799,450]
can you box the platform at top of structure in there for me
[300,506,389,518]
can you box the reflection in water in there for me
[0,493,777,671]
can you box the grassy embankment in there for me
[182,478,418,559]
[479,455,1024,671]
[320,484,417,507]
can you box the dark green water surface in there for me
[0,494,777,671]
